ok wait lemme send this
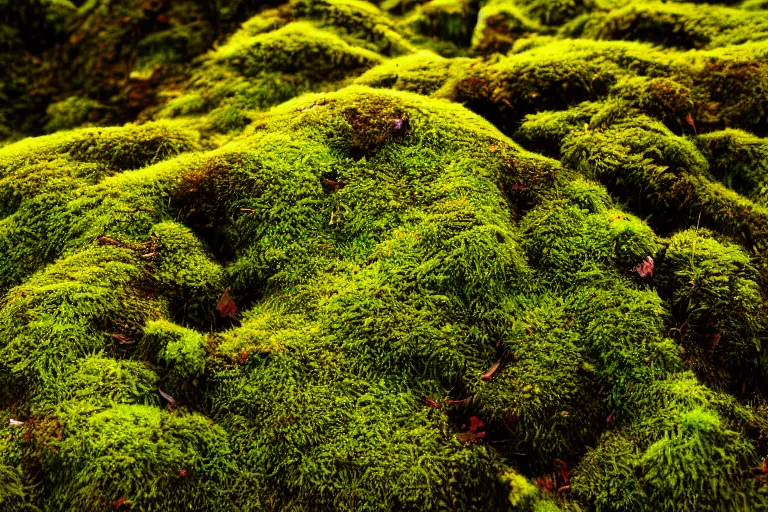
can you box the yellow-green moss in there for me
[3,1,768,510]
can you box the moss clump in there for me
[0,245,162,394]
[471,1,544,55]
[149,222,225,327]
[567,1,768,50]
[355,50,473,96]
[37,404,231,511]
[141,320,209,392]
[656,229,767,390]
[411,0,479,46]
[4,0,768,510]
[695,129,768,201]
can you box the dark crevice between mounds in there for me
[596,16,707,50]
[455,76,614,139]
[168,155,265,330]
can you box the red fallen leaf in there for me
[606,409,616,425]
[446,396,473,406]
[634,256,654,278]
[458,416,486,443]
[112,333,134,345]
[711,333,721,349]
[110,497,128,509]
[469,416,485,433]
[685,112,697,133]
[216,287,237,318]
[179,469,188,478]
[236,351,249,364]
[156,14,169,24]
[425,397,441,409]
[481,360,502,381]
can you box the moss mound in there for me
[2,0,768,510]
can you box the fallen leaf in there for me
[110,497,128,509]
[481,360,502,381]
[634,256,654,278]
[158,389,176,405]
[390,118,405,131]
[469,416,485,433]
[9,419,24,426]
[685,112,697,133]
[112,333,134,345]
[216,287,237,318]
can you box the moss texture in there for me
[2,0,768,511]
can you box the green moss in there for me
[44,95,105,133]
[656,229,767,389]
[473,296,601,462]
[291,0,415,55]
[149,222,225,327]
[0,245,163,393]
[695,129,768,201]
[471,1,544,55]
[37,355,160,407]
[40,404,232,511]
[568,1,768,49]
[411,0,479,46]
[141,319,208,385]
[355,50,473,96]
[4,1,768,510]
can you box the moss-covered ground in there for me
[2,0,768,510]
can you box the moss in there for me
[411,0,479,46]
[36,355,160,407]
[569,1,768,50]
[611,76,695,132]
[0,122,199,294]
[39,404,232,511]
[453,39,642,132]
[44,95,105,134]
[473,297,601,463]
[149,221,225,327]
[656,229,767,390]
[210,21,382,79]
[4,1,768,510]
[0,245,163,393]
[521,0,595,26]
[355,50,473,96]
[471,1,544,55]
[695,129,768,201]
[141,319,208,388]
[291,0,415,55]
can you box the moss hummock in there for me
[1,0,768,511]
